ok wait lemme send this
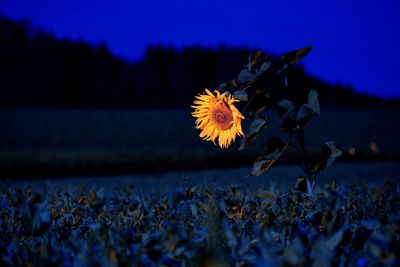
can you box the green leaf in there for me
[257,61,272,74]
[239,117,268,150]
[237,69,258,84]
[233,88,249,102]
[296,89,320,125]
[324,141,342,168]
[296,104,311,122]
[277,100,295,117]
[279,102,298,132]
[312,141,342,173]
[277,63,288,75]
[307,89,320,115]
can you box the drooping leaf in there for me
[312,141,342,173]
[296,89,320,126]
[277,100,295,117]
[324,141,342,167]
[239,117,269,150]
[251,137,286,176]
[296,104,311,123]
[251,153,279,176]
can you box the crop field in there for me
[0,109,399,177]
[1,167,400,266]
[1,109,399,266]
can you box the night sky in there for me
[1,0,399,98]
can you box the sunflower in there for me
[191,89,244,148]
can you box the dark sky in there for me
[1,0,399,98]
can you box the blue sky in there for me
[1,0,399,98]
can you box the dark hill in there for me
[0,17,399,109]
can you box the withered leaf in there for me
[245,51,269,70]
[251,137,285,176]
[281,45,312,65]
[251,153,278,176]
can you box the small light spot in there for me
[348,146,356,156]
[369,142,379,154]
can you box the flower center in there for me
[211,103,233,130]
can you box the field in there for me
[0,109,399,177]
[1,109,400,266]
[1,168,399,266]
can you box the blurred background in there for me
[0,0,399,180]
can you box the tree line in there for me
[0,17,398,109]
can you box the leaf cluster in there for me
[216,46,341,179]
[1,179,399,266]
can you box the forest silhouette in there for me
[1,16,398,109]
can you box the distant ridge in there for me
[1,16,399,109]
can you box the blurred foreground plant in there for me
[2,179,399,266]
[191,46,342,190]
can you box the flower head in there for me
[191,89,244,148]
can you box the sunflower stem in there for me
[296,128,312,182]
